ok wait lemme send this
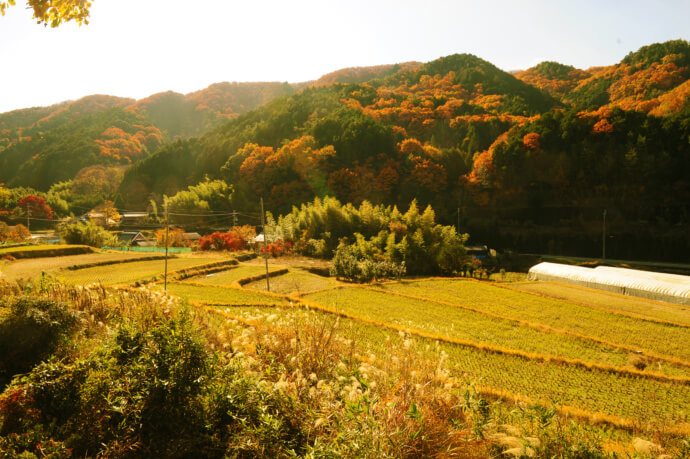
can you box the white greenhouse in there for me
[527,262,690,306]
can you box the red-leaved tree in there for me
[18,195,53,219]
[198,232,246,251]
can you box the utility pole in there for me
[232,210,238,227]
[26,208,31,232]
[602,209,607,260]
[260,197,270,292]
[164,201,169,292]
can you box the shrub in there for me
[198,231,245,251]
[198,226,256,251]
[330,240,406,282]
[0,429,70,458]
[0,297,78,388]
[259,239,293,257]
[58,221,117,247]
[0,223,31,242]
[0,315,310,457]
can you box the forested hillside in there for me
[0,96,159,190]
[118,42,690,261]
[2,40,689,260]
[119,52,559,209]
[312,62,422,86]
[516,40,690,115]
[0,83,295,190]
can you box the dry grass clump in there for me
[217,307,494,457]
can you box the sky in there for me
[0,0,688,113]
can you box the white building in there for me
[528,262,690,305]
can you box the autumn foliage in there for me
[259,239,293,257]
[0,223,31,242]
[197,226,256,251]
[155,227,190,248]
[18,195,53,219]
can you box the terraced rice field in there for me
[513,280,690,326]
[246,269,339,294]
[374,279,690,363]
[56,257,219,286]
[180,267,690,428]
[155,282,290,305]
[218,305,690,426]
[303,286,689,376]
[0,244,80,254]
[6,252,689,430]
[188,264,287,285]
[0,251,167,281]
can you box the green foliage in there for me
[0,316,308,458]
[621,39,690,68]
[58,221,117,248]
[531,61,580,80]
[566,77,612,109]
[117,138,201,209]
[491,108,690,216]
[0,106,157,191]
[330,236,406,282]
[0,297,78,388]
[277,197,467,276]
[310,106,396,166]
[164,178,234,227]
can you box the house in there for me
[252,233,278,244]
[117,231,151,247]
[183,232,201,243]
[465,245,489,259]
[87,212,118,226]
[121,212,149,225]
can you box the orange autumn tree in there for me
[522,132,541,151]
[94,125,162,163]
[238,136,335,204]
[592,118,614,134]
[89,201,120,227]
[155,227,189,248]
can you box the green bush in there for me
[275,197,468,276]
[58,221,117,248]
[0,315,309,458]
[0,297,78,388]
[330,239,406,282]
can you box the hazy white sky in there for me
[0,0,688,113]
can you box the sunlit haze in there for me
[1,0,688,113]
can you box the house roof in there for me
[117,231,149,243]
[253,233,278,243]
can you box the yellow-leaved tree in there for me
[0,0,92,27]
